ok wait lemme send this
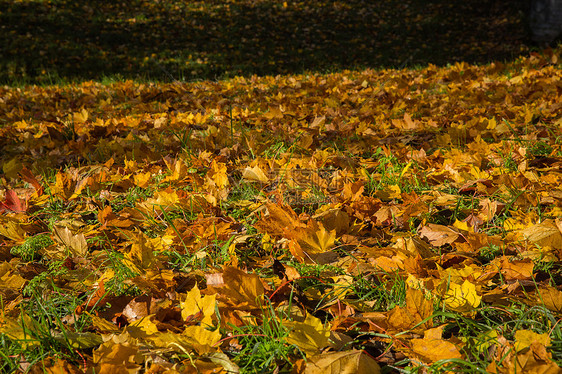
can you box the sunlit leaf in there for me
[285,313,331,356]
[443,280,481,313]
[304,350,381,374]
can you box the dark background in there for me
[0,0,532,84]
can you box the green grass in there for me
[227,302,303,373]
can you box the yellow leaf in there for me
[182,325,221,353]
[133,172,151,188]
[180,284,217,327]
[521,219,562,249]
[2,158,22,179]
[0,216,26,242]
[375,184,401,200]
[410,336,463,363]
[0,261,26,290]
[536,286,562,313]
[474,330,499,354]
[514,330,551,352]
[53,225,88,257]
[88,312,120,333]
[444,280,481,312]
[285,313,331,356]
[73,108,89,123]
[297,224,336,254]
[304,350,381,374]
[388,287,433,333]
[128,316,159,337]
[93,341,143,371]
[453,219,473,232]
[53,330,103,349]
[0,313,42,348]
[126,233,157,270]
[242,165,269,183]
[208,160,229,189]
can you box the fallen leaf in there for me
[304,350,381,374]
[419,224,459,246]
[53,225,88,257]
[443,280,481,313]
[180,283,217,327]
[285,313,331,356]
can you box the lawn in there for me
[2,1,562,373]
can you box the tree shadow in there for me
[0,0,531,84]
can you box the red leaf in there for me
[0,189,26,213]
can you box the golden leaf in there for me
[53,225,88,257]
[0,216,26,242]
[419,224,460,246]
[410,336,462,363]
[285,313,331,356]
[0,312,42,348]
[206,266,265,310]
[501,257,534,281]
[444,280,481,312]
[242,165,269,183]
[304,350,381,374]
[388,287,433,333]
[536,286,562,312]
[180,284,217,327]
[297,223,336,254]
[514,330,551,353]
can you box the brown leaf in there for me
[535,286,562,313]
[419,224,460,246]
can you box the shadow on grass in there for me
[1,0,530,84]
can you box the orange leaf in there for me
[388,287,433,333]
[19,167,44,195]
[206,266,265,310]
[501,257,534,281]
[410,336,463,363]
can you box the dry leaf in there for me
[419,224,459,246]
[53,225,88,257]
[285,313,331,356]
[304,350,381,374]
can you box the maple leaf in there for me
[387,287,433,333]
[296,221,336,255]
[53,225,88,257]
[409,326,463,364]
[206,266,265,310]
[285,313,331,356]
[419,224,460,246]
[0,189,26,213]
[443,280,481,313]
[180,284,217,327]
[304,350,381,374]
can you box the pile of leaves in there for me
[0,0,529,84]
[1,48,562,373]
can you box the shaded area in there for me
[1,0,530,84]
